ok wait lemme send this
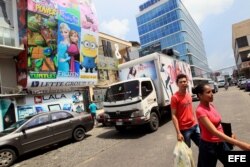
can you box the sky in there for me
[92,0,250,71]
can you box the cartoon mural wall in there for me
[16,91,85,121]
[16,0,99,90]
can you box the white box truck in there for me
[103,52,193,132]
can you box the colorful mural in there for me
[17,91,85,120]
[16,0,99,90]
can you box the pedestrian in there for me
[171,74,200,147]
[89,101,98,126]
[193,83,250,167]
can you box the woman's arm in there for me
[199,116,250,150]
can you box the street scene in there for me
[0,0,250,167]
[10,87,250,167]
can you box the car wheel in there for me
[0,148,16,167]
[148,112,159,132]
[72,127,86,141]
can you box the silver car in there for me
[0,111,94,167]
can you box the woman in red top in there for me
[194,83,250,167]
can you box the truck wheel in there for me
[115,125,126,132]
[148,112,159,132]
[73,127,86,141]
[0,148,16,167]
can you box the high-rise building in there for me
[136,0,210,77]
[232,19,250,78]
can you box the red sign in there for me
[34,96,42,104]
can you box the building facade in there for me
[136,0,210,77]
[232,19,250,78]
[0,0,133,131]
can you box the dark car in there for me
[96,112,106,126]
[0,111,94,167]
[245,79,250,91]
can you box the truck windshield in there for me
[105,80,139,102]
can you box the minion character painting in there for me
[81,34,98,73]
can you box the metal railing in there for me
[0,26,15,47]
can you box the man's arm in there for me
[171,108,184,141]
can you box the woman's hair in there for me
[129,67,136,76]
[192,83,207,96]
[59,22,70,32]
[69,30,79,43]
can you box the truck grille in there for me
[106,110,136,119]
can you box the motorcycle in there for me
[224,84,229,90]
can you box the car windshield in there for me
[2,119,29,133]
[105,80,139,102]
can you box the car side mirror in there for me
[21,127,26,134]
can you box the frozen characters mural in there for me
[81,33,98,73]
[57,21,81,77]
[57,22,70,75]
[68,30,80,74]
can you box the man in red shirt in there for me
[171,74,200,147]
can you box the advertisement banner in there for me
[24,0,99,90]
[27,0,57,16]
[17,91,84,120]
[119,60,157,81]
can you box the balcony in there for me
[240,61,250,70]
[0,26,23,58]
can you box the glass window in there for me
[141,81,153,98]
[236,36,248,48]
[105,80,139,101]
[51,112,73,122]
[26,115,49,129]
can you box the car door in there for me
[50,111,74,142]
[19,114,53,153]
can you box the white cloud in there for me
[182,0,234,25]
[100,19,130,39]
[207,51,236,71]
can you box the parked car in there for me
[208,80,218,93]
[96,112,106,126]
[239,79,247,89]
[238,77,246,87]
[245,79,250,91]
[0,111,94,167]
[218,80,225,88]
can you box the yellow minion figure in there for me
[81,34,98,73]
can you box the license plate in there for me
[116,122,123,125]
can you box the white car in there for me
[208,80,218,93]
[218,80,225,88]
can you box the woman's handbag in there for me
[221,122,234,150]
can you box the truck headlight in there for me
[131,110,143,118]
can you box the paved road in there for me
[13,86,250,167]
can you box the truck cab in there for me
[103,78,159,132]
